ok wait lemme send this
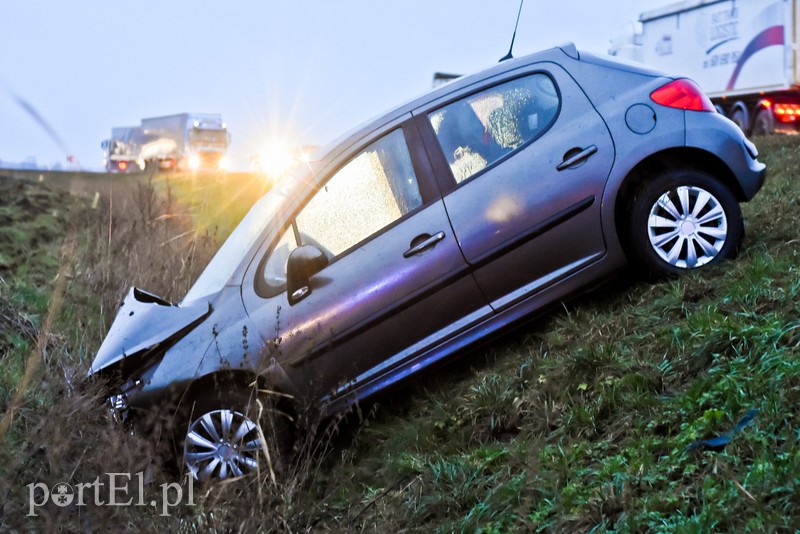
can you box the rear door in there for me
[415,63,615,310]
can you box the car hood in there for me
[89,287,212,375]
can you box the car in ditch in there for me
[88,43,766,480]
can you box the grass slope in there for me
[0,137,798,531]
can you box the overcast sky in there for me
[0,1,669,171]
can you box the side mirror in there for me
[286,245,328,305]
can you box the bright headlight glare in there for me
[260,143,296,177]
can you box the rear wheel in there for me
[752,108,774,136]
[626,170,743,278]
[730,108,749,135]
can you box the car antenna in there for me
[499,0,525,62]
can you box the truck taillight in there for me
[773,103,800,122]
[650,79,715,112]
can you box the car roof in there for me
[312,43,582,168]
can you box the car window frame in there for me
[415,69,563,196]
[253,119,439,299]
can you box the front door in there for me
[242,120,492,406]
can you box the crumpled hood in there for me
[89,287,211,375]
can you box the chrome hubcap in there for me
[647,185,728,269]
[184,409,262,480]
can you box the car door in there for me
[242,118,492,405]
[415,63,615,310]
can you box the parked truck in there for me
[610,0,800,135]
[102,113,230,173]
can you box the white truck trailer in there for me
[610,0,800,135]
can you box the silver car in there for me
[89,43,765,480]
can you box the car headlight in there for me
[107,377,142,422]
[188,154,201,170]
[218,156,230,171]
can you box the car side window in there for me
[428,73,559,184]
[295,128,423,258]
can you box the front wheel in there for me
[626,170,743,278]
[180,390,290,481]
[183,407,261,480]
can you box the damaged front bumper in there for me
[89,287,213,416]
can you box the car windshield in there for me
[181,176,300,304]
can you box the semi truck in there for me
[102,113,230,173]
[610,0,800,135]
[140,113,230,171]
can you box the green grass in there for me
[0,181,76,408]
[149,170,273,242]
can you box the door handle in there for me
[403,231,445,258]
[556,145,598,171]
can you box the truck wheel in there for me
[752,108,773,136]
[729,108,749,135]
[626,170,743,279]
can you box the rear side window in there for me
[429,73,559,183]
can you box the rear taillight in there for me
[774,103,800,123]
[650,79,715,112]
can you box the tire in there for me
[179,387,291,481]
[730,108,749,135]
[751,108,773,136]
[626,170,743,278]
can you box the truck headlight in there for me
[218,156,230,171]
[188,154,201,170]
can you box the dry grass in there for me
[0,170,354,531]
